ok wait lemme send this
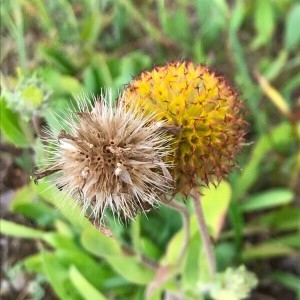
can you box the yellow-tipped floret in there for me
[124,61,247,196]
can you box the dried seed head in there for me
[123,61,247,196]
[34,94,173,221]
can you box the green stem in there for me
[191,188,216,279]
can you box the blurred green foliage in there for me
[1,0,300,299]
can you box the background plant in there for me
[1,0,300,299]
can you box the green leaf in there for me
[131,214,141,253]
[0,219,45,239]
[42,233,80,251]
[54,219,74,237]
[80,13,102,47]
[270,233,300,248]
[44,97,71,132]
[284,4,300,51]
[106,255,155,285]
[25,249,110,291]
[215,242,237,271]
[196,0,226,47]
[35,181,90,230]
[159,1,190,44]
[228,200,244,248]
[81,227,121,258]
[228,1,261,130]
[252,207,300,231]
[263,50,288,81]
[242,243,295,260]
[39,68,83,94]
[283,74,300,102]
[112,52,151,90]
[40,251,82,300]
[161,222,186,265]
[169,9,190,42]
[141,237,161,260]
[10,183,37,207]
[270,272,300,294]
[182,235,200,289]
[56,250,111,290]
[0,97,30,147]
[251,0,275,49]
[69,266,107,300]
[26,249,109,299]
[201,181,232,239]
[11,183,57,226]
[164,181,231,267]
[229,1,246,31]
[39,46,78,74]
[13,203,58,226]
[233,122,294,200]
[241,189,294,212]
[24,253,44,274]
[83,66,101,94]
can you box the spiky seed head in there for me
[34,94,173,221]
[123,61,247,196]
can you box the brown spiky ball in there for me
[34,95,173,221]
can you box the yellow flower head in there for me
[123,61,247,196]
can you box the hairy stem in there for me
[191,188,216,279]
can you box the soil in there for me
[0,144,57,300]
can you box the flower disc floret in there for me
[124,62,247,195]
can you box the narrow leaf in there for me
[0,97,30,147]
[0,219,45,239]
[242,243,295,260]
[81,227,121,258]
[251,0,275,49]
[285,4,300,51]
[69,266,106,300]
[241,189,294,212]
[270,272,300,294]
[106,255,155,285]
